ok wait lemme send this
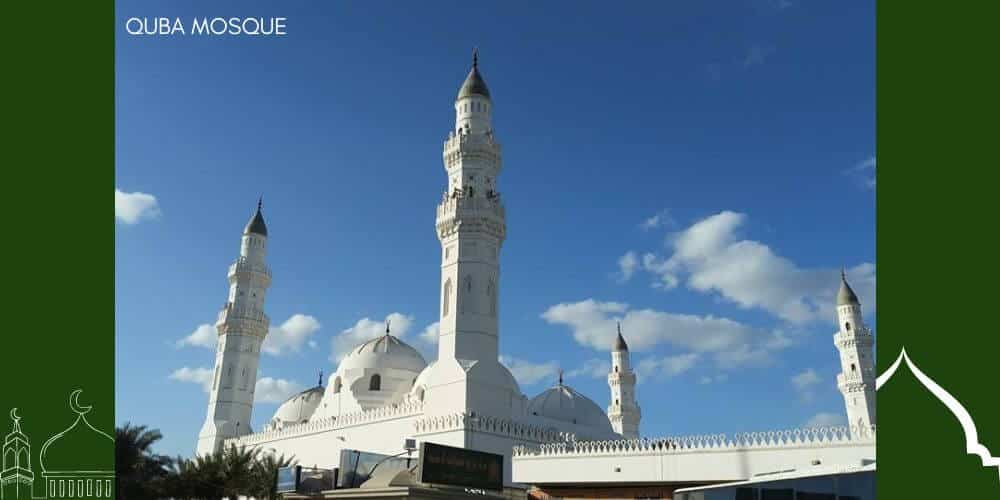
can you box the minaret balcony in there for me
[837,371,873,390]
[833,329,873,348]
[228,258,272,284]
[216,304,270,332]
[436,196,506,221]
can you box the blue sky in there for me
[115,1,875,458]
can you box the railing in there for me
[225,401,425,447]
[436,196,505,220]
[513,425,876,458]
[228,257,272,278]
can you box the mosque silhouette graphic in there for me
[1,390,114,499]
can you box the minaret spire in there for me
[834,273,875,437]
[197,203,272,455]
[608,326,640,438]
[472,47,479,68]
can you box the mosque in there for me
[194,52,876,487]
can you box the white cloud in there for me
[331,312,413,361]
[636,353,700,380]
[640,209,673,231]
[419,322,439,345]
[177,314,321,356]
[168,366,302,404]
[791,368,822,401]
[698,373,729,385]
[263,314,322,356]
[541,299,791,369]
[255,377,305,404]
[168,366,214,393]
[177,324,216,349]
[499,356,560,386]
[566,358,611,379]
[617,252,640,282]
[850,156,876,189]
[115,188,160,224]
[804,412,847,428]
[629,211,875,324]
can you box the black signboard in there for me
[417,442,503,491]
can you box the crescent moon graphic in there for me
[70,389,92,415]
[9,407,19,421]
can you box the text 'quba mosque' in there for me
[193,52,877,487]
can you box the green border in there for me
[3,0,114,497]
[878,1,1000,496]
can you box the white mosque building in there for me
[194,52,876,486]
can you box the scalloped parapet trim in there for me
[414,412,578,444]
[877,348,999,482]
[513,425,875,458]
[224,401,425,447]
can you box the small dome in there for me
[837,270,860,306]
[338,334,427,374]
[270,385,324,425]
[457,49,490,100]
[40,391,113,473]
[528,383,613,432]
[244,199,268,236]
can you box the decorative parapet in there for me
[225,401,424,447]
[513,425,875,458]
[414,412,576,444]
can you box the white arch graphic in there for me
[877,348,999,482]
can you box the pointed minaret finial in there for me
[472,47,479,69]
[318,370,323,387]
[257,195,263,211]
[841,267,847,280]
[385,319,391,335]
[617,322,622,335]
[558,369,564,386]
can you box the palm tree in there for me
[116,422,172,499]
[251,452,297,499]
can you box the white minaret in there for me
[196,199,272,455]
[608,323,640,439]
[436,48,505,364]
[834,270,876,436]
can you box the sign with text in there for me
[417,442,503,491]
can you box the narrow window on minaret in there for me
[851,363,857,372]
[846,322,852,331]
[443,280,452,316]
[369,374,381,391]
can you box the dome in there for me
[528,383,613,432]
[457,49,490,100]
[244,199,268,236]
[338,334,427,374]
[270,385,324,425]
[40,391,113,473]
[837,270,860,306]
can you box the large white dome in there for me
[528,383,613,433]
[268,385,324,429]
[315,333,428,415]
[338,334,427,374]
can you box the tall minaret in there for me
[196,199,272,455]
[436,48,505,363]
[608,324,640,439]
[834,270,876,435]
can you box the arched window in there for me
[851,363,857,372]
[615,366,619,373]
[487,277,496,316]
[333,376,342,394]
[845,322,852,331]
[443,279,452,317]
[416,387,425,401]
[369,374,381,391]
